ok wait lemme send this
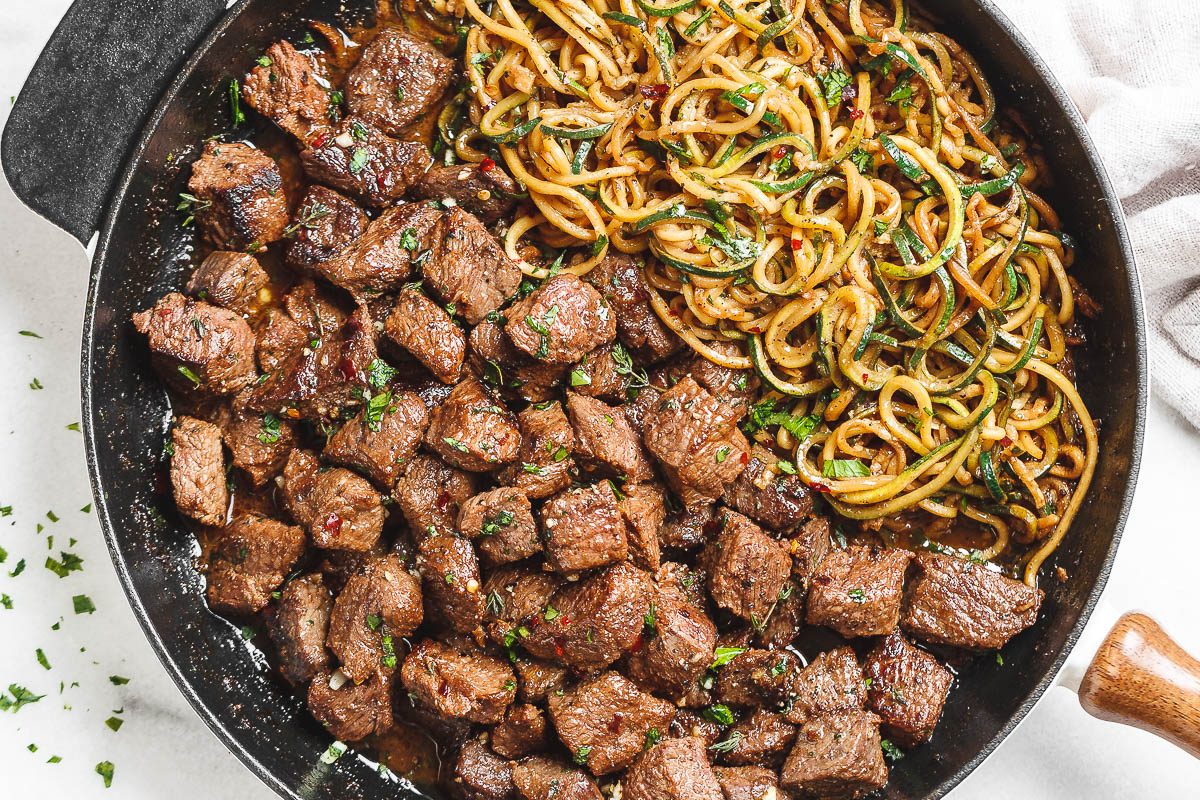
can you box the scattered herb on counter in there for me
[35,649,50,670]
[95,760,115,788]
[72,595,96,615]
[0,684,45,712]
[18,330,42,339]
[105,716,124,732]
[65,422,81,432]
[9,559,26,577]
[108,676,130,686]
[45,552,83,578]
[29,378,43,390]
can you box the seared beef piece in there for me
[670,710,725,748]
[384,287,466,383]
[285,185,369,271]
[863,631,952,748]
[504,274,616,365]
[205,514,306,615]
[723,445,814,532]
[624,576,716,695]
[313,201,440,298]
[425,377,522,471]
[280,448,321,525]
[665,345,758,415]
[468,319,567,404]
[133,293,257,396]
[256,308,309,374]
[541,481,628,573]
[170,416,228,525]
[450,739,517,800]
[401,639,516,723]
[511,756,603,800]
[522,562,652,670]
[304,467,385,551]
[779,710,888,799]
[622,736,723,800]
[657,560,708,609]
[790,517,832,585]
[425,207,523,325]
[714,766,786,800]
[346,28,454,136]
[547,671,676,776]
[642,377,751,509]
[569,343,631,403]
[785,647,866,725]
[755,587,805,651]
[806,545,912,638]
[514,658,569,704]
[242,40,332,143]
[902,552,1044,650]
[491,703,549,759]
[301,117,431,207]
[402,692,477,748]
[221,391,296,487]
[660,503,718,551]
[566,393,653,481]
[618,482,665,571]
[395,454,480,539]
[307,669,393,741]
[186,251,268,315]
[719,710,797,767]
[418,534,485,634]
[269,573,333,685]
[482,566,562,650]
[458,487,540,566]
[413,162,519,224]
[716,649,801,709]
[497,401,575,498]
[324,389,428,489]
[326,554,423,682]
[704,511,792,624]
[582,253,682,364]
[187,140,289,250]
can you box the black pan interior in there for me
[82,1,1145,798]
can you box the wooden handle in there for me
[1079,612,1200,757]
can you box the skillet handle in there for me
[1079,612,1200,758]
[0,0,230,245]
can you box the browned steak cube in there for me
[790,517,832,584]
[582,253,682,364]
[863,631,952,748]
[566,392,653,481]
[657,561,709,610]
[547,671,676,775]
[242,40,332,143]
[279,448,321,525]
[491,703,549,760]
[715,648,801,709]
[666,346,758,415]
[450,739,516,800]
[671,710,725,748]
[326,553,423,682]
[780,710,888,798]
[569,343,631,403]
[806,545,912,638]
[425,377,522,471]
[312,200,441,298]
[504,274,616,365]
[221,392,295,488]
[384,286,465,383]
[514,658,569,704]
[346,28,454,136]
[418,534,485,634]
[170,416,228,525]
[619,482,665,571]
[718,709,796,767]
[269,573,332,685]
[902,552,1044,650]
[412,162,518,224]
[511,756,602,800]
[458,487,540,565]
[522,562,652,670]
[660,503,718,551]
[401,639,516,723]
[723,445,814,532]
[623,736,723,800]
[482,566,562,649]
[754,587,805,651]
[205,514,305,615]
[301,117,431,207]
[187,140,288,250]
[186,251,268,315]
[541,481,628,574]
[424,207,523,325]
[133,293,257,396]
[497,401,575,498]
[625,578,716,696]
[255,307,308,374]
[704,511,792,624]
[285,185,369,271]
[785,647,866,725]
[306,467,385,551]
[642,377,750,509]
[324,388,428,489]
[395,454,481,539]
[468,318,568,404]
[308,669,393,742]
[714,766,787,800]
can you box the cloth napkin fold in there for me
[993,0,1200,426]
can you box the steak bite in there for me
[205,514,306,615]
[569,343,632,403]
[790,516,832,585]
[469,319,568,404]
[482,566,563,650]
[401,639,517,723]
[547,671,676,776]
[417,534,485,634]
[863,631,952,748]
[504,274,616,365]
[785,647,866,725]
[723,445,814,532]
[255,307,309,374]
[384,286,466,383]
[285,185,369,271]
[624,576,716,695]
[450,739,517,800]
[312,201,440,298]
[242,40,333,143]
[307,670,394,742]
[806,545,913,638]
[300,117,431,207]
[642,377,751,509]
[458,487,540,566]
[666,346,758,414]
[326,554,423,682]
[323,388,429,489]
[346,28,455,136]
[660,503,718,551]
[718,709,796,767]
[269,573,333,685]
[305,467,386,551]
[186,251,269,315]
[541,482,628,573]
[704,511,792,624]
[618,482,666,571]
[511,756,603,800]
[514,658,569,705]
[622,736,724,800]
[170,416,228,525]
[901,552,1044,650]
[582,252,682,364]
[779,710,888,799]
[412,162,519,224]
[425,377,522,471]
[566,392,653,481]
[222,395,296,487]
[187,140,289,250]
[490,703,549,760]
[395,454,480,539]
[670,710,725,748]
[497,401,575,498]
[716,648,802,711]
[133,293,257,396]
[424,207,523,325]
[279,448,321,525]
[713,766,785,800]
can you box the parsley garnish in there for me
[817,67,853,107]
[572,745,592,765]
[443,437,469,453]
[73,594,96,614]
[364,390,394,432]
[35,649,50,670]
[881,739,905,761]
[822,458,871,478]
[45,551,83,578]
[348,147,370,175]
[703,704,734,725]
[228,78,245,126]
[480,510,515,536]
[0,684,45,712]
[709,646,746,669]
[257,413,282,444]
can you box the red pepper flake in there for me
[862,372,869,381]
[1000,436,1014,447]
[435,490,452,510]
[740,451,750,465]
[310,132,330,149]
[607,713,625,734]
[810,483,832,494]
[790,238,802,251]
[849,108,864,120]
[771,144,788,160]
[559,616,571,627]
[376,174,388,191]
[479,157,496,173]
[553,641,565,659]
[338,357,358,381]
[640,83,669,100]
[629,633,645,654]
[323,513,343,537]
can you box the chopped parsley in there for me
[73,594,96,615]
[9,559,26,577]
[105,716,124,732]
[817,67,853,107]
[881,739,905,761]
[18,330,42,338]
[709,646,746,669]
[257,413,282,444]
[480,510,515,536]
[822,458,871,479]
[365,358,398,389]
[443,437,470,453]
[644,727,663,748]
[715,446,731,464]
[364,390,394,432]
[228,78,245,126]
[95,760,115,788]
[847,588,866,603]
[366,613,383,631]
[572,745,592,765]
[45,551,83,578]
[381,634,397,669]
[0,684,45,712]
[703,704,735,725]
[569,367,592,387]
[543,605,561,623]
[35,649,51,670]
[849,147,873,173]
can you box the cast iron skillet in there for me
[1,0,1148,797]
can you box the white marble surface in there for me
[0,1,1198,797]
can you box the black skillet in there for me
[0,0,1158,797]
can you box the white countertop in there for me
[0,2,1197,797]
